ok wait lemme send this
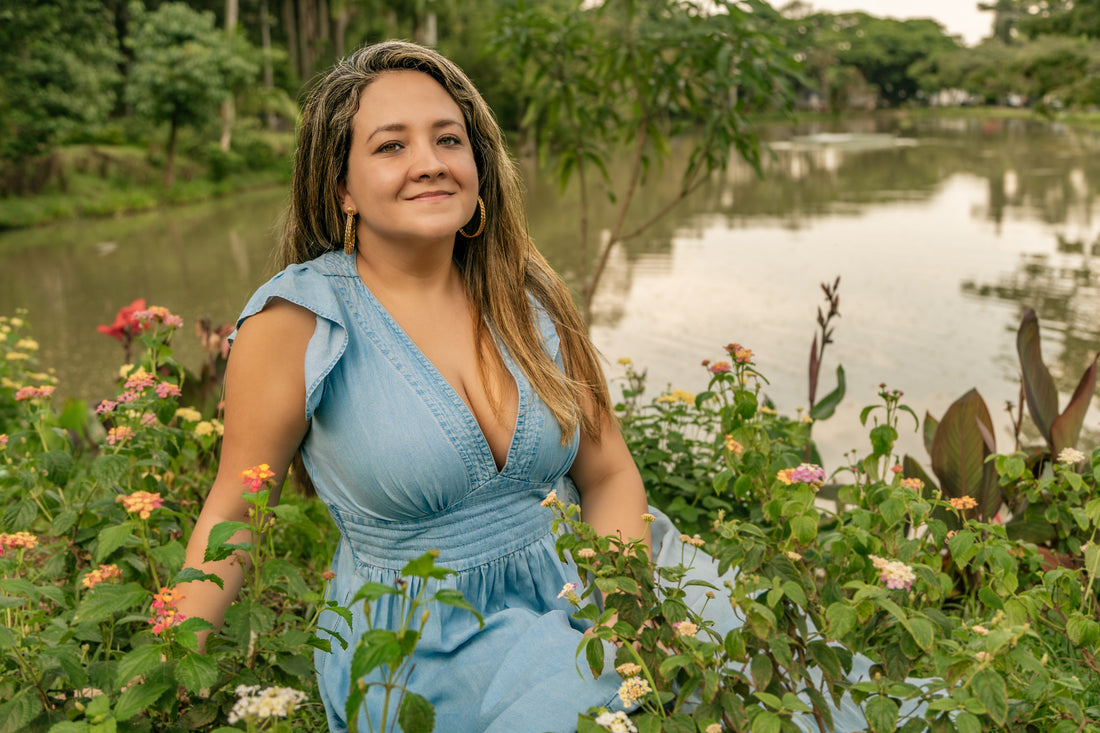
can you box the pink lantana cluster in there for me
[116,490,164,520]
[155,382,181,399]
[776,463,826,486]
[869,555,916,591]
[899,477,924,491]
[707,361,732,375]
[133,306,184,330]
[724,342,753,364]
[557,582,580,605]
[149,586,187,635]
[240,464,276,492]
[14,385,55,401]
[0,531,39,556]
[106,426,134,446]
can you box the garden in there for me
[1,287,1098,732]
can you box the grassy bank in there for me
[0,134,294,231]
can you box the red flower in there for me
[97,299,148,342]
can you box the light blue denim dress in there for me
[236,251,912,733]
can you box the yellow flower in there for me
[949,496,978,511]
[174,407,202,422]
[119,364,134,378]
[617,357,632,366]
[15,338,38,351]
[5,352,28,361]
[194,421,215,436]
[759,405,777,415]
[9,317,23,328]
[615,663,642,677]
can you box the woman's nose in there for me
[410,143,446,179]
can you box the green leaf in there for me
[431,589,484,627]
[826,602,856,638]
[790,514,817,544]
[352,581,401,604]
[1017,307,1058,444]
[0,685,42,733]
[750,654,773,690]
[95,522,136,563]
[1050,353,1098,454]
[922,413,939,456]
[203,520,251,562]
[397,692,435,733]
[171,567,224,589]
[91,454,130,485]
[176,652,219,694]
[869,424,898,457]
[75,583,148,625]
[115,681,172,721]
[809,365,845,421]
[116,645,164,691]
[971,668,1008,725]
[751,710,781,733]
[350,629,402,680]
[864,695,899,733]
[402,551,453,580]
[584,636,604,680]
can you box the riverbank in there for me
[0,137,293,231]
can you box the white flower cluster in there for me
[227,685,308,724]
[1057,447,1086,465]
[595,710,638,733]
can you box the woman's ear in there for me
[337,180,351,211]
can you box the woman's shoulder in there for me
[237,251,355,330]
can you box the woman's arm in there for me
[176,299,314,647]
[568,395,651,554]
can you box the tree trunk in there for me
[164,116,179,189]
[283,0,300,82]
[261,0,276,130]
[219,0,239,152]
[334,4,353,59]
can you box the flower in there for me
[975,651,993,663]
[140,412,157,427]
[0,434,7,448]
[194,420,223,437]
[615,662,642,677]
[97,299,149,342]
[14,385,55,401]
[971,624,989,636]
[133,306,184,330]
[149,586,186,635]
[227,685,308,724]
[123,370,155,391]
[576,548,596,559]
[900,477,924,491]
[726,343,752,363]
[106,426,134,446]
[679,533,705,548]
[949,496,978,511]
[869,555,916,591]
[116,491,163,520]
[594,710,637,733]
[706,725,722,733]
[540,488,559,508]
[82,564,123,589]
[617,357,632,366]
[0,531,39,552]
[657,388,695,405]
[5,352,28,361]
[321,570,336,581]
[776,463,825,486]
[708,361,731,374]
[759,405,777,415]
[673,620,699,637]
[786,550,803,561]
[15,338,38,351]
[174,407,202,422]
[724,434,743,454]
[557,582,580,605]
[641,512,656,523]
[155,382,181,399]
[1057,447,1086,465]
[617,676,652,705]
[94,400,118,415]
[890,463,904,474]
[240,463,276,492]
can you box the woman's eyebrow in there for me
[367,118,464,141]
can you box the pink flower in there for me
[869,555,915,591]
[777,463,826,486]
[155,382,181,399]
[0,532,39,552]
[0,434,7,448]
[124,371,155,391]
[724,343,753,363]
[557,582,580,605]
[900,477,924,491]
[149,586,187,635]
[890,464,903,474]
[133,306,183,330]
[95,400,118,415]
[106,426,134,446]
[708,361,732,374]
[240,464,276,492]
[82,564,123,589]
[140,412,158,427]
[14,385,55,401]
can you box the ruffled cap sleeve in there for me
[231,261,349,420]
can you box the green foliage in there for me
[0,0,120,195]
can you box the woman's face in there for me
[340,70,479,251]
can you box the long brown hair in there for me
[280,41,610,450]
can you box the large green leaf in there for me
[922,412,938,457]
[1016,307,1059,443]
[397,692,435,733]
[930,389,1002,519]
[1050,352,1098,454]
[810,365,845,421]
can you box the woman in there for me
[180,40,651,732]
[181,41,893,733]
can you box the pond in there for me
[2,114,1099,471]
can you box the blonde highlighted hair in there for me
[279,40,610,446]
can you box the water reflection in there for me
[2,116,1099,467]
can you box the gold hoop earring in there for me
[343,207,357,255]
[459,196,486,239]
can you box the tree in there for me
[0,0,119,195]
[126,2,258,188]
[496,0,797,322]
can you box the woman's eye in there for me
[377,141,402,153]
[438,135,461,146]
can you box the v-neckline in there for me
[347,255,523,475]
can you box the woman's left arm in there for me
[568,398,651,553]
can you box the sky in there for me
[800,1,993,46]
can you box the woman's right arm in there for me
[177,298,315,648]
